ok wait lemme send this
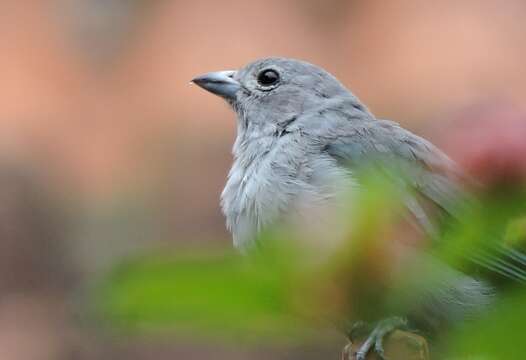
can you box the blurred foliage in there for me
[447,289,526,359]
[95,165,526,358]
[95,246,321,343]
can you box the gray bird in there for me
[192,57,522,359]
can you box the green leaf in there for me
[447,290,526,359]
[93,248,321,343]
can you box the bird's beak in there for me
[191,70,240,100]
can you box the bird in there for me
[192,57,525,359]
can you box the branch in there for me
[345,330,430,360]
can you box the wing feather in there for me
[300,107,526,283]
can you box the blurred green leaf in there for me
[94,247,322,343]
[505,216,526,247]
[447,289,526,359]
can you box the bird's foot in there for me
[342,316,409,360]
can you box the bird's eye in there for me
[257,69,280,87]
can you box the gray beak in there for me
[192,70,240,100]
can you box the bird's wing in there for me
[301,109,526,284]
[312,115,466,224]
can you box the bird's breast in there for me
[221,138,355,250]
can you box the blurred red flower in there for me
[439,103,526,188]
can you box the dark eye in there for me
[257,69,280,86]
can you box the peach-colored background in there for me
[1,1,525,359]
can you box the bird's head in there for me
[192,57,366,133]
